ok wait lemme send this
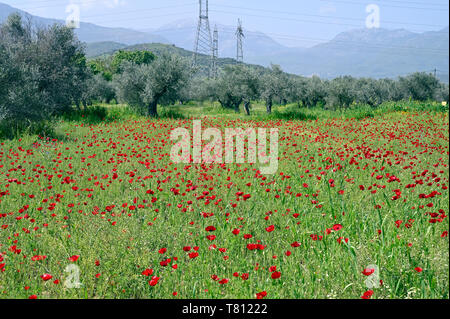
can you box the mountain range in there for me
[1,2,448,82]
[0,2,168,45]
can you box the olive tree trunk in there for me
[244,101,251,116]
[148,100,158,118]
[266,97,272,114]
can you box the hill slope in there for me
[249,28,449,83]
[90,42,267,77]
[0,2,169,45]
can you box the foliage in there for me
[114,53,190,117]
[0,13,89,137]
[0,104,448,299]
[210,65,261,114]
[399,72,440,101]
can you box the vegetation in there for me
[0,14,449,300]
[1,13,448,138]
[0,101,448,299]
[0,13,88,138]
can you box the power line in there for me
[74,11,198,27]
[82,3,197,20]
[138,24,448,56]
[236,18,244,63]
[212,25,218,78]
[352,0,448,8]
[193,0,213,77]
[318,0,449,11]
[211,4,447,29]
[6,0,194,11]
[210,8,448,32]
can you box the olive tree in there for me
[399,72,440,101]
[304,76,327,108]
[114,53,190,117]
[210,65,260,114]
[261,64,288,113]
[435,83,449,103]
[354,78,389,107]
[326,76,357,109]
[0,13,89,133]
[82,73,116,107]
[288,76,309,108]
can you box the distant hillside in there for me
[148,20,288,60]
[148,19,449,83]
[85,41,128,57]
[249,28,449,83]
[89,42,268,77]
[0,2,169,45]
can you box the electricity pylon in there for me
[236,18,244,64]
[212,25,218,78]
[193,0,213,77]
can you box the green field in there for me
[0,102,448,299]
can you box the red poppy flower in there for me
[218,278,229,284]
[40,274,53,281]
[361,290,374,299]
[271,271,281,279]
[141,268,153,276]
[291,241,301,247]
[256,291,267,299]
[188,252,199,259]
[362,268,375,276]
[68,255,79,262]
[148,276,160,286]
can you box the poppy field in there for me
[0,106,448,299]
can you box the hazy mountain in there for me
[250,27,449,83]
[0,2,169,45]
[145,19,449,82]
[148,19,290,59]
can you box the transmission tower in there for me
[193,0,213,77]
[236,18,244,64]
[212,25,219,78]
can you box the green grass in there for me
[0,102,448,299]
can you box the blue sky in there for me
[2,0,449,47]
